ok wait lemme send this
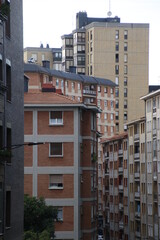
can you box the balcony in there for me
[119,185,123,191]
[153,172,157,181]
[135,192,140,198]
[119,203,123,210]
[135,231,141,238]
[118,166,123,173]
[134,133,139,140]
[135,211,140,220]
[83,89,96,96]
[119,220,124,229]
[118,149,123,155]
[134,152,140,160]
[134,172,140,179]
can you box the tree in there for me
[24,195,57,240]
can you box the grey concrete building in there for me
[0,1,24,239]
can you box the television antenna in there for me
[107,0,112,17]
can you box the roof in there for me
[24,92,80,105]
[101,132,128,144]
[24,63,116,87]
[140,89,160,101]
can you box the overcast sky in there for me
[23,0,160,85]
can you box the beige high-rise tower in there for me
[62,12,149,133]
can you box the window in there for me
[57,208,63,221]
[124,88,127,97]
[104,113,107,120]
[115,100,119,108]
[72,82,75,90]
[90,65,92,75]
[50,111,63,125]
[115,65,119,74]
[124,100,127,109]
[6,190,11,228]
[7,128,11,163]
[65,81,68,88]
[115,54,119,63]
[104,87,108,93]
[97,100,101,107]
[124,77,128,86]
[115,111,119,120]
[110,88,114,94]
[78,83,81,90]
[49,175,63,189]
[104,100,108,107]
[50,143,63,157]
[90,42,93,52]
[110,101,114,108]
[124,65,128,74]
[6,64,11,101]
[56,79,59,87]
[98,86,101,92]
[115,88,119,97]
[124,54,128,63]
[147,183,152,194]
[124,42,128,51]
[110,113,114,120]
[124,30,128,39]
[124,111,127,120]
[115,30,119,39]
[115,76,119,85]
[115,42,119,51]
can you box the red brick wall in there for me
[24,111,33,134]
[24,175,32,196]
[38,111,74,135]
[24,145,33,167]
[55,206,74,231]
[38,142,74,167]
[37,174,74,198]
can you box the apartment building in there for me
[140,89,160,239]
[24,63,116,239]
[24,76,100,240]
[102,133,128,240]
[61,11,149,133]
[24,46,62,70]
[0,1,24,239]
[127,117,146,240]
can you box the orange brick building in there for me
[24,63,116,239]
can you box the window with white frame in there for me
[104,100,108,107]
[148,225,153,237]
[97,99,101,107]
[104,113,107,120]
[61,80,64,88]
[98,86,101,92]
[147,183,152,194]
[56,79,59,87]
[115,76,119,85]
[78,83,81,90]
[148,204,152,215]
[57,207,63,221]
[110,113,114,120]
[49,175,63,189]
[72,82,75,90]
[49,111,63,125]
[147,162,152,173]
[110,88,114,94]
[111,101,114,108]
[50,143,63,157]
[65,81,68,88]
[104,87,108,93]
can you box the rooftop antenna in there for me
[107,0,112,17]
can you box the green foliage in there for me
[24,230,37,240]
[39,230,50,240]
[24,195,57,239]
[0,3,10,16]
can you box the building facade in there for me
[102,133,128,240]
[24,46,62,70]
[61,12,149,133]
[24,80,100,240]
[0,1,24,239]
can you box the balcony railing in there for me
[83,89,96,95]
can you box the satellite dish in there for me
[107,11,112,17]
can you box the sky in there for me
[23,0,160,85]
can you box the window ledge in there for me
[48,187,63,190]
[49,124,64,127]
[49,155,63,158]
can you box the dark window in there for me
[0,126,3,148]
[115,88,119,97]
[115,42,119,51]
[50,143,62,156]
[90,65,92,75]
[115,54,119,63]
[6,190,11,228]
[124,43,128,51]
[7,128,11,163]
[6,64,11,101]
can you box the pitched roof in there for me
[24,91,80,105]
[24,63,116,87]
